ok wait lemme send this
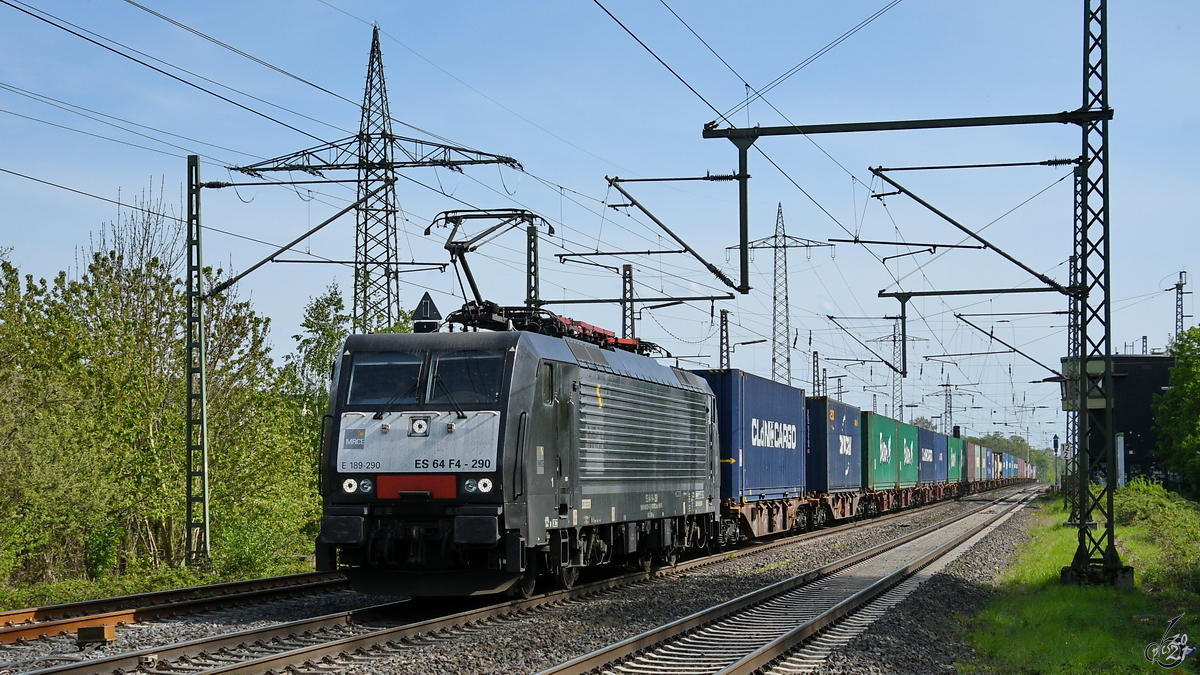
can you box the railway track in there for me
[538,487,1038,675]
[0,485,981,650]
[0,572,347,645]
[15,486,1029,675]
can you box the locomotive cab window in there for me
[345,352,423,406]
[426,350,505,407]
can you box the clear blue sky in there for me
[1,0,1196,448]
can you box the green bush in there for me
[1115,477,1200,595]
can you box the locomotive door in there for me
[553,364,578,522]
[525,360,576,542]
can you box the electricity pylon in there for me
[231,26,519,332]
[744,204,833,384]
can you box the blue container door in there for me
[917,428,937,486]
[737,373,806,499]
[806,397,861,492]
[693,370,807,502]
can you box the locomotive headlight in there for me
[342,478,359,494]
[410,418,429,436]
[463,479,478,493]
[477,478,493,493]
[358,478,373,494]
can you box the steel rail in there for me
[21,601,408,675]
[20,485,1025,674]
[537,489,1035,675]
[720,490,1038,675]
[0,572,346,644]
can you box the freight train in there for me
[315,311,1033,597]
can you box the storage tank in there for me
[806,397,862,492]
[861,412,900,490]
[693,370,806,502]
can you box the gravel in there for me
[339,490,1028,675]
[0,488,1031,675]
[808,495,1040,675]
[0,588,396,674]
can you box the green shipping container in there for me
[861,412,900,490]
[897,421,919,488]
[947,436,964,482]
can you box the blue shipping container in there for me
[934,433,948,484]
[917,428,938,486]
[693,370,806,502]
[807,397,862,492]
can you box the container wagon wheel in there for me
[814,505,829,529]
[556,564,579,590]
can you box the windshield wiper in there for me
[435,372,469,419]
[372,379,420,420]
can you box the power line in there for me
[591,0,728,123]
[719,0,906,122]
[0,81,261,160]
[0,166,183,222]
[0,0,329,142]
[0,106,184,158]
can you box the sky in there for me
[1,0,1196,450]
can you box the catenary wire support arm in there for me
[870,167,1073,297]
[539,293,735,306]
[829,238,985,250]
[924,350,1016,360]
[827,315,903,375]
[556,249,686,260]
[607,177,740,292]
[203,180,394,300]
[954,313,1065,379]
[702,109,1110,299]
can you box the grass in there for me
[0,557,311,612]
[965,489,1200,674]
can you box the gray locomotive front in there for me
[317,330,719,596]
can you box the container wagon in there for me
[694,369,807,541]
[806,397,862,523]
[861,412,901,514]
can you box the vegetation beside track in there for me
[0,196,395,611]
[965,481,1200,674]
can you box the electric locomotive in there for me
[316,320,719,597]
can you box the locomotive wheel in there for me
[507,558,538,599]
[637,551,653,573]
[556,564,579,590]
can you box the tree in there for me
[0,189,325,586]
[1154,327,1200,495]
[910,416,937,431]
[283,281,351,403]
